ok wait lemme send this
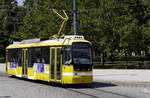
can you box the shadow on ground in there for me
[9,76,117,89]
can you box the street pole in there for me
[73,0,78,35]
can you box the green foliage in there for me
[0,57,5,63]
[1,0,150,62]
[0,0,18,57]
[15,0,73,40]
[78,0,150,59]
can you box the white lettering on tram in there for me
[62,73,92,76]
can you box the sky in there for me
[17,0,25,6]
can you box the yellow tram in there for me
[5,9,93,84]
[5,35,93,84]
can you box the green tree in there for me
[14,0,73,40]
[0,0,18,57]
[78,0,150,62]
[11,0,150,63]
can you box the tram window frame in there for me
[28,47,50,68]
[28,48,35,67]
[72,42,92,65]
[7,49,17,62]
[41,47,50,64]
[72,42,92,71]
[62,46,72,65]
[6,49,21,66]
[18,49,22,66]
[35,47,42,63]
[50,48,55,79]
[57,48,61,66]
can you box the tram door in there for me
[50,47,62,82]
[22,49,28,77]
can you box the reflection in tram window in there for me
[29,47,50,68]
[72,42,92,71]
[73,48,92,65]
[6,49,21,68]
[62,46,72,65]
[29,48,35,67]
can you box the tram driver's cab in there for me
[61,38,93,84]
[62,42,92,70]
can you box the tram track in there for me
[0,74,134,98]
[91,88,134,98]
[63,84,134,98]
[66,87,134,98]
[67,88,100,98]
[0,69,150,98]
[0,71,148,98]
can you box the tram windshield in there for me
[62,42,92,71]
[72,42,92,65]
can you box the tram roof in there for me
[6,35,91,49]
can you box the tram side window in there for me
[29,48,35,67]
[34,48,42,63]
[42,47,49,64]
[6,50,11,62]
[18,49,22,66]
[7,49,21,66]
[7,49,18,62]
[62,46,71,65]
[33,47,49,64]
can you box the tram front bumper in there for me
[62,75,93,84]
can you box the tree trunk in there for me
[101,53,105,66]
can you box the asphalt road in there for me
[1,64,150,98]
[94,69,150,83]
